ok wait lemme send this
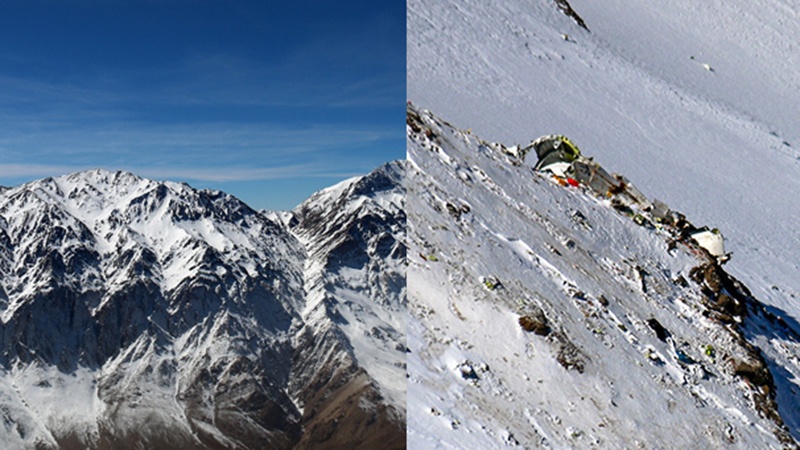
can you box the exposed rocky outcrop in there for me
[554,0,588,31]
[0,166,405,449]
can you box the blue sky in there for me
[0,0,405,210]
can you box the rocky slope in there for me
[407,105,800,448]
[287,161,406,449]
[0,164,405,449]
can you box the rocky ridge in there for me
[0,164,406,449]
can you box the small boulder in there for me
[519,305,551,336]
[519,315,551,336]
[733,360,771,388]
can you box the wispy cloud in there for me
[0,49,402,112]
[0,1,403,210]
[122,53,403,109]
[138,162,362,182]
[0,114,400,183]
[0,161,361,183]
[0,163,87,179]
[0,117,397,156]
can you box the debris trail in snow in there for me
[407,0,800,336]
[407,104,800,448]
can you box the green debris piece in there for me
[427,254,439,262]
[482,276,501,291]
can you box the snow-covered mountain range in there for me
[407,104,800,448]
[0,163,406,449]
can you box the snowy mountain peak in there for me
[61,167,144,186]
[289,161,407,423]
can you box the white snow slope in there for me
[407,0,800,327]
[407,105,800,448]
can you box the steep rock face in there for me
[288,161,407,449]
[0,166,405,449]
[407,105,799,448]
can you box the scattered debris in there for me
[673,275,688,287]
[649,199,671,224]
[632,213,653,229]
[571,159,621,199]
[420,252,439,262]
[526,133,734,269]
[529,135,582,176]
[690,228,728,262]
[546,243,562,256]
[674,347,696,365]
[570,210,592,230]
[458,361,481,381]
[446,201,471,220]
[690,55,714,72]
[407,105,797,448]
[635,265,649,293]
[646,318,670,342]
[481,275,503,291]
[644,347,665,366]
[703,344,716,362]
[554,333,586,373]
